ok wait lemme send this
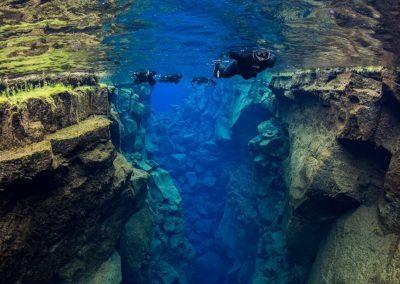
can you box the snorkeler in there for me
[132,71,183,85]
[191,77,216,86]
[213,49,276,80]
[133,71,157,86]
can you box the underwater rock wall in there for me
[185,67,400,283]
[0,74,151,283]
[147,81,294,283]
[269,67,400,282]
[147,84,235,282]
[215,79,295,283]
[147,168,195,283]
[111,84,194,283]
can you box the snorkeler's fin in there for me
[213,60,222,78]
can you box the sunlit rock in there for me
[82,252,122,284]
[308,206,400,283]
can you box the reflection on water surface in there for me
[1,0,399,78]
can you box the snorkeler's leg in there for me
[213,60,224,78]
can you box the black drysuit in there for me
[132,72,182,85]
[214,50,276,80]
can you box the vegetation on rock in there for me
[0,0,133,77]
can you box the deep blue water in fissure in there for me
[107,1,284,282]
[148,81,240,283]
[150,83,189,113]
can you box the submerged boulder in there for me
[82,252,122,284]
[308,205,400,283]
[150,168,182,206]
[119,204,154,283]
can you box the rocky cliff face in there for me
[147,83,236,282]
[209,67,400,283]
[145,80,294,283]
[0,74,151,283]
[214,79,296,283]
[110,84,194,284]
[268,67,400,282]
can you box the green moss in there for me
[0,83,74,104]
[0,19,68,34]
[75,85,96,92]
[0,141,51,162]
[0,1,122,77]
[0,48,73,73]
[351,66,383,73]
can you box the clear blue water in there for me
[0,1,400,283]
[106,0,399,86]
[105,1,400,283]
[150,83,189,113]
[106,0,281,82]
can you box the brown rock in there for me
[0,141,53,188]
[308,205,400,283]
[269,67,400,274]
[0,79,150,283]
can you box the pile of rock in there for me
[147,84,231,264]
[249,119,289,170]
[211,80,293,283]
[110,84,151,159]
[112,83,195,283]
[247,120,291,283]
[147,79,293,283]
[148,168,195,284]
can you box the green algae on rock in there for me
[0,0,134,77]
[0,73,112,151]
[0,83,74,103]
